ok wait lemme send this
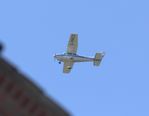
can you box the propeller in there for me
[53,53,56,62]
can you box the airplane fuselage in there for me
[54,53,94,63]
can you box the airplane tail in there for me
[93,52,105,66]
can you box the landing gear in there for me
[0,43,3,53]
[58,61,61,64]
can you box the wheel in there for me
[0,43,3,52]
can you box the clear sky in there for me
[0,0,149,116]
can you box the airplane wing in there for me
[63,61,74,73]
[67,34,78,54]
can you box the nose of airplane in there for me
[54,54,58,62]
[53,54,57,59]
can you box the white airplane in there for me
[54,34,105,73]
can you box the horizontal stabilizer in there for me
[93,52,105,66]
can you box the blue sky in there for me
[0,0,149,116]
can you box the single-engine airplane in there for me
[54,34,105,73]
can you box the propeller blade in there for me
[54,54,56,61]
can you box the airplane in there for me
[54,34,105,73]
